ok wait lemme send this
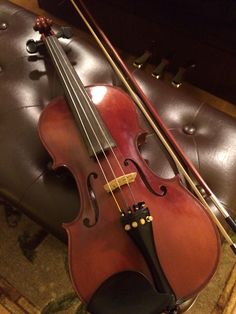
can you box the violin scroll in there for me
[33,16,53,36]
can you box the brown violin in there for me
[29,17,220,312]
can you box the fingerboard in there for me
[44,35,116,157]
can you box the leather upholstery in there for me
[0,0,236,242]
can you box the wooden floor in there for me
[9,0,236,118]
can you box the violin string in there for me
[48,37,132,210]
[50,36,137,206]
[45,37,124,212]
[49,35,137,206]
[46,37,128,212]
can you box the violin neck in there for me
[44,35,116,157]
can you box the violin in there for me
[29,16,221,312]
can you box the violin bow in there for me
[68,0,236,253]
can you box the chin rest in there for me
[87,271,174,314]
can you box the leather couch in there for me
[1,0,236,312]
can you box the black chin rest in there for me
[87,271,174,314]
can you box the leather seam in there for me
[18,170,47,205]
[192,136,201,173]
[1,7,23,20]
[192,101,205,123]
[0,55,31,69]
[0,105,42,120]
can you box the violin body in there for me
[39,85,220,303]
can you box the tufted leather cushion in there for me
[0,0,236,242]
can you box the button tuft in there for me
[183,125,196,135]
[0,22,8,30]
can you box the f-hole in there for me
[125,159,167,196]
[83,172,100,227]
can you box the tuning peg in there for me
[57,26,73,39]
[26,39,43,54]
[172,60,196,88]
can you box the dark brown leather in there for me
[0,0,236,242]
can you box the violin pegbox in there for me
[26,17,73,54]
[33,16,54,37]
